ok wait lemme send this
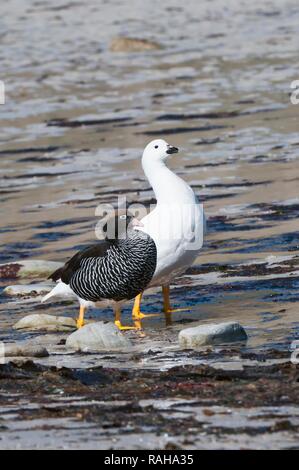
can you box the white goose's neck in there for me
[142,158,194,205]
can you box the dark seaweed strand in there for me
[69,230,157,302]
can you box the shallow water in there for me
[1,0,299,354]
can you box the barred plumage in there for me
[67,229,157,303]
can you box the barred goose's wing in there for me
[48,240,112,284]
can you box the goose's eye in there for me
[119,215,127,220]
[155,145,158,149]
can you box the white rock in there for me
[3,343,49,358]
[179,322,247,348]
[3,283,53,297]
[66,322,132,352]
[0,260,63,280]
[13,314,76,332]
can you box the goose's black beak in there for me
[166,145,179,154]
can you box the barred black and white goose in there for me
[42,211,157,330]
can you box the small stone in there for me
[110,37,162,52]
[0,260,63,280]
[3,343,49,358]
[179,322,248,348]
[66,322,132,352]
[3,283,53,297]
[13,314,76,332]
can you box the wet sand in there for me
[0,0,299,449]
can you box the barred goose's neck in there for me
[106,229,149,248]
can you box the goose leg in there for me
[132,292,159,320]
[76,305,86,329]
[162,285,191,315]
[114,305,139,330]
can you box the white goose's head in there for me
[142,139,179,165]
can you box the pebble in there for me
[179,322,248,348]
[66,321,132,352]
[2,343,49,358]
[110,37,162,52]
[0,260,62,280]
[13,314,77,332]
[3,283,53,297]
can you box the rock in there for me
[179,322,248,348]
[3,283,53,297]
[0,260,63,280]
[3,343,49,358]
[13,314,76,332]
[31,334,68,346]
[110,37,162,52]
[66,322,132,352]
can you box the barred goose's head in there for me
[103,210,142,241]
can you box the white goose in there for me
[131,139,205,321]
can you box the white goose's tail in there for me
[41,281,76,303]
